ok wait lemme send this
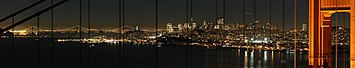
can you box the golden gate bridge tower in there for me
[308,0,355,67]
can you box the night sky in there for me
[0,0,350,30]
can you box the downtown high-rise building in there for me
[178,24,182,31]
[190,17,196,30]
[167,23,173,33]
[302,23,307,31]
[183,23,190,31]
[215,17,224,30]
[192,23,196,30]
[202,21,208,29]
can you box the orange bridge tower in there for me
[308,0,355,68]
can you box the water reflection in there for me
[0,38,350,68]
[89,43,348,68]
[244,51,248,68]
[235,50,309,68]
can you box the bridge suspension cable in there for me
[0,0,45,23]
[293,0,297,67]
[0,0,68,34]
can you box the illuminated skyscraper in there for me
[192,23,196,30]
[266,23,272,30]
[202,21,207,29]
[167,23,173,33]
[250,20,259,30]
[302,23,307,31]
[190,17,196,30]
[215,17,224,30]
[178,24,182,31]
[183,23,190,31]
[135,26,139,31]
[217,17,224,25]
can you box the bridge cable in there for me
[118,0,122,67]
[120,0,126,67]
[185,0,191,67]
[243,0,246,51]
[123,0,126,67]
[343,9,346,68]
[0,0,45,24]
[282,0,285,44]
[215,0,218,67]
[269,0,272,67]
[36,16,40,68]
[223,0,226,67]
[119,0,123,67]
[282,0,285,67]
[269,0,272,41]
[185,0,192,67]
[253,1,259,67]
[11,15,15,68]
[185,0,188,67]
[190,0,194,67]
[79,0,83,67]
[155,0,159,67]
[293,0,297,67]
[87,0,91,67]
[242,0,248,67]
[254,1,259,66]
[50,0,54,68]
[335,0,338,67]
[114,0,119,67]
[256,0,260,67]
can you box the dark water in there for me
[0,38,350,68]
